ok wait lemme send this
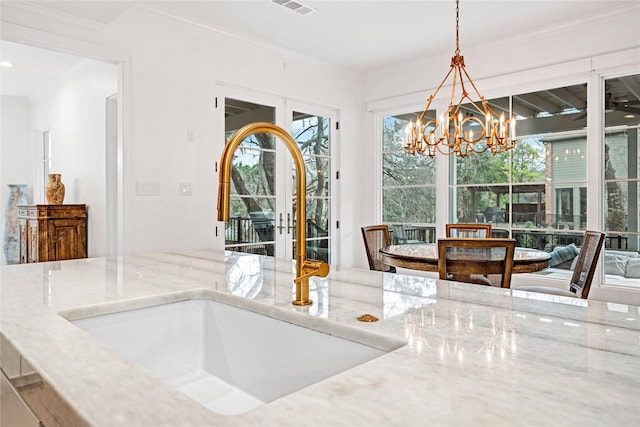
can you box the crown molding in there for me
[138,3,346,73]
[0,21,131,65]
[1,1,108,34]
[490,2,639,51]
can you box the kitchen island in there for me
[1,249,639,426]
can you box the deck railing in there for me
[224,216,330,261]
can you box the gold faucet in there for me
[217,122,330,306]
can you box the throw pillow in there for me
[549,243,579,267]
[625,258,640,278]
[604,253,629,277]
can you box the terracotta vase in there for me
[2,184,29,265]
[46,174,65,205]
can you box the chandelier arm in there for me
[430,65,456,107]
[465,98,490,116]
[469,144,489,154]
[449,96,467,121]
[459,65,487,103]
[418,64,456,123]
[448,65,462,112]
[418,96,435,122]
[435,141,455,157]
[459,66,515,138]
[484,103,505,118]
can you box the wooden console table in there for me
[18,204,87,263]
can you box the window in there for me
[382,112,436,244]
[379,74,640,292]
[452,83,588,249]
[556,188,574,223]
[602,74,640,287]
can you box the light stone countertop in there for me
[1,249,639,426]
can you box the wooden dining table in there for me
[379,243,551,273]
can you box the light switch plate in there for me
[180,183,192,196]
[137,182,160,196]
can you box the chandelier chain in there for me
[455,0,460,56]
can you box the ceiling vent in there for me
[272,0,315,16]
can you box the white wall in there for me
[0,96,33,215]
[94,6,362,256]
[1,3,362,262]
[363,3,640,103]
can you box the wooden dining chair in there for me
[361,225,396,273]
[446,223,492,238]
[518,230,606,299]
[437,238,516,288]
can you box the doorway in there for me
[0,37,124,260]
[220,88,338,264]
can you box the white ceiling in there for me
[0,0,635,97]
[0,40,86,97]
[29,0,636,71]
[144,0,633,72]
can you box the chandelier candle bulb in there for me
[406,121,414,151]
[404,123,411,149]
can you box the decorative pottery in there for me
[2,184,28,265]
[46,174,65,205]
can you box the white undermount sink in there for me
[71,297,397,415]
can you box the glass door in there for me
[223,96,279,257]
[220,89,337,264]
[287,105,336,264]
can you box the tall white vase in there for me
[2,184,28,265]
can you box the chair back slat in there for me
[438,238,516,288]
[569,230,606,298]
[446,223,492,238]
[361,225,396,273]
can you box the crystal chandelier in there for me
[404,0,516,157]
